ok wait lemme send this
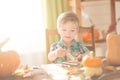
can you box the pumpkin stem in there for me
[90,51,95,58]
[0,38,10,51]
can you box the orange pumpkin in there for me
[106,32,120,66]
[0,38,20,77]
[82,29,99,43]
[0,50,20,77]
[82,51,103,67]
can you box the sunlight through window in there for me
[0,0,45,55]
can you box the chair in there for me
[45,29,60,63]
[78,26,95,53]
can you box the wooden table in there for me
[1,60,120,80]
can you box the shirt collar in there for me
[57,39,77,48]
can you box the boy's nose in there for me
[65,32,70,36]
[66,31,70,34]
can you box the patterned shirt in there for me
[50,39,89,63]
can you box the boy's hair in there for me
[57,12,79,29]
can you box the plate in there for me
[62,61,81,66]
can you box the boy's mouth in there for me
[65,36,71,39]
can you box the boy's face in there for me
[58,21,78,43]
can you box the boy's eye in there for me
[71,30,75,32]
[62,29,66,31]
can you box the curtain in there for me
[43,0,68,29]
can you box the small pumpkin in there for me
[0,38,20,77]
[82,51,103,67]
[81,51,103,77]
[82,29,99,43]
[106,32,120,66]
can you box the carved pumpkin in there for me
[106,32,120,66]
[82,51,103,67]
[82,29,99,43]
[0,38,20,77]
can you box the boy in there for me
[48,12,89,63]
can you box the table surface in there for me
[1,59,120,80]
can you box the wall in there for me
[81,1,120,57]
[82,0,111,39]
[81,0,111,57]
[116,1,120,34]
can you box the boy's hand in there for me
[77,54,83,61]
[56,45,75,61]
[56,48,67,57]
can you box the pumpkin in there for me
[82,51,103,67]
[81,51,103,77]
[0,38,20,77]
[82,29,99,43]
[106,32,120,66]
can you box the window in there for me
[0,0,46,65]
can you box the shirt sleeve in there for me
[50,42,58,51]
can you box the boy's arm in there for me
[48,43,58,62]
[48,50,58,62]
